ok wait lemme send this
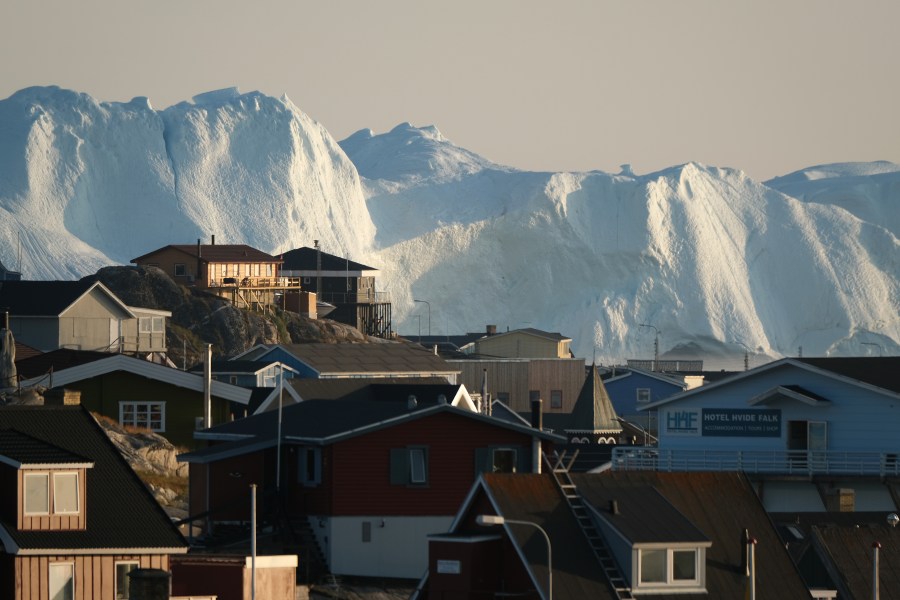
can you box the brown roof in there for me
[282,342,459,376]
[572,471,811,599]
[480,473,619,600]
[131,244,280,264]
[810,521,900,599]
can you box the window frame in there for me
[52,472,80,515]
[491,448,518,473]
[390,446,429,486]
[115,561,140,600]
[636,388,651,403]
[119,401,166,433]
[550,389,563,409]
[49,562,75,600]
[24,472,50,515]
[174,263,186,277]
[298,447,322,487]
[636,547,702,589]
[139,317,152,334]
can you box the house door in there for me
[787,420,827,471]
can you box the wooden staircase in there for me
[546,450,636,600]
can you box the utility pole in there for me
[640,324,660,371]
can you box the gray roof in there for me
[0,429,92,467]
[282,342,459,376]
[0,280,101,317]
[0,406,187,553]
[279,246,377,273]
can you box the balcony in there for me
[208,277,303,289]
[611,447,900,477]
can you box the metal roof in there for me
[0,406,187,553]
[0,280,134,318]
[131,244,280,264]
[280,342,459,376]
[278,246,377,273]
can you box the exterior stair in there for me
[546,450,636,600]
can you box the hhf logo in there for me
[666,410,699,435]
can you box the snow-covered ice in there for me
[1,86,897,368]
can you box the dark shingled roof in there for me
[289,377,452,401]
[279,247,376,272]
[0,406,187,552]
[0,429,91,466]
[812,522,900,599]
[0,280,97,316]
[571,471,811,599]
[131,244,279,264]
[281,342,458,375]
[15,349,112,380]
[13,341,42,362]
[798,357,900,394]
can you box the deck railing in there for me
[611,447,900,477]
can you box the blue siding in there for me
[655,362,900,454]
[605,371,683,418]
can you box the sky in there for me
[3,0,899,181]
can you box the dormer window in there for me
[54,472,80,514]
[637,546,703,590]
[24,473,50,515]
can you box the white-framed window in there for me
[637,388,651,403]
[49,562,75,600]
[409,448,427,483]
[115,561,139,600]
[24,472,50,515]
[119,401,166,432]
[174,263,186,277]
[139,318,152,333]
[637,547,701,588]
[53,472,79,514]
[151,317,164,332]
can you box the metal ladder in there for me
[546,450,636,600]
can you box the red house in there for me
[178,383,564,579]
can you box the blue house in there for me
[601,366,686,430]
[613,357,900,513]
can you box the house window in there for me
[303,276,311,284]
[174,263,186,277]
[119,401,165,432]
[362,521,372,543]
[115,561,139,600]
[253,264,260,277]
[53,472,79,514]
[266,264,274,276]
[390,447,428,486]
[50,563,74,600]
[152,317,164,332]
[139,318,152,333]
[638,548,700,587]
[229,375,238,385]
[550,390,562,409]
[298,447,321,487]
[492,448,518,473]
[24,472,50,515]
[637,388,651,403]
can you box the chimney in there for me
[531,398,543,474]
[204,344,212,428]
[211,235,215,245]
[609,500,620,515]
[486,324,497,336]
[43,388,82,406]
[825,488,855,512]
[740,528,750,574]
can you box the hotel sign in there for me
[701,409,781,437]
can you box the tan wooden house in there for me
[131,238,315,312]
[466,327,573,359]
[0,280,170,359]
[0,405,188,600]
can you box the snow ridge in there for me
[1,87,897,367]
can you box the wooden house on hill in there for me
[279,245,392,338]
[131,238,315,314]
[0,405,188,600]
[0,280,170,360]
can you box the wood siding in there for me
[451,359,585,413]
[475,333,568,359]
[12,554,169,600]
[330,411,548,516]
[17,469,87,531]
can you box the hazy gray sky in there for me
[3,0,898,180]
